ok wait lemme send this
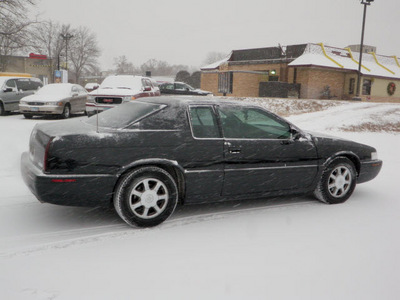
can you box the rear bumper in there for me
[357,159,383,184]
[21,152,118,207]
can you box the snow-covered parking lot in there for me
[0,98,399,300]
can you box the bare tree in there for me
[114,55,137,75]
[0,0,37,70]
[29,21,64,61]
[68,26,100,83]
[202,51,228,65]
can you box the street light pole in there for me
[355,0,374,99]
[60,33,73,71]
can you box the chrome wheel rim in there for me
[129,178,169,219]
[64,106,70,118]
[328,165,352,198]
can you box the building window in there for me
[349,78,355,94]
[293,68,297,84]
[218,72,233,94]
[362,79,371,95]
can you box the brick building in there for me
[201,43,400,102]
[0,54,55,84]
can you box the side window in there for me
[5,79,17,89]
[163,83,174,90]
[16,78,32,91]
[175,83,186,91]
[218,106,291,139]
[189,106,220,139]
[29,79,43,90]
[72,86,78,94]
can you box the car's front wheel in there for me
[114,166,178,227]
[314,157,357,204]
[0,102,6,116]
[23,114,33,119]
[61,104,70,119]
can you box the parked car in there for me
[19,83,88,119]
[86,75,161,116]
[159,82,212,96]
[0,76,43,115]
[21,97,382,228]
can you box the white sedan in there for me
[19,83,88,119]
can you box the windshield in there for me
[84,101,166,129]
[100,76,142,90]
[36,84,71,96]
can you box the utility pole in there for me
[60,33,74,70]
[355,0,374,100]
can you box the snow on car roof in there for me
[36,83,74,95]
[100,75,145,90]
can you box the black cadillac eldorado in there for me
[21,97,382,227]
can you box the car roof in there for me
[136,96,253,108]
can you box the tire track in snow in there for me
[0,198,317,258]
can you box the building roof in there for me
[201,44,308,70]
[289,43,400,80]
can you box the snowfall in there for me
[0,98,399,300]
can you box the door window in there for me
[16,78,32,91]
[189,106,220,138]
[175,83,187,91]
[5,79,17,89]
[218,106,291,139]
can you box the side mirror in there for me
[290,127,304,140]
[143,87,151,92]
[3,87,13,93]
[72,93,79,97]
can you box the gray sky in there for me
[32,0,400,70]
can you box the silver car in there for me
[19,83,88,119]
[0,76,43,116]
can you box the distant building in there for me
[201,43,400,102]
[0,54,55,84]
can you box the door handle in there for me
[229,149,241,154]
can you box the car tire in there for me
[0,102,6,116]
[314,157,357,204]
[114,166,178,227]
[60,104,71,119]
[23,114,33,119]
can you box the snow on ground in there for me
[0,100,399,300]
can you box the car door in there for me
[183,105,224,201]
[1,79,22,111]
[76,85,87,112]
[217,105,318,196]
[174,83,190,95]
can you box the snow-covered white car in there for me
[19,83,88,119]
[86,75,160,116]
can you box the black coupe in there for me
[159,82,212,96]
[21,97,382,227]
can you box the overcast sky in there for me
[32,0,400,71]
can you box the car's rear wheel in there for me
[0,102,6,116]
[114,166,178,227]
[314,157,357,204]
[61,104,70,119]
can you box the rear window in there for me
[84,101,165,129]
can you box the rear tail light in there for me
[43,137,54,172]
